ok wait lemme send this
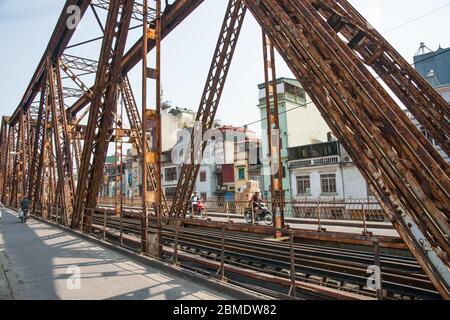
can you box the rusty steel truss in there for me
[0,0,448,298]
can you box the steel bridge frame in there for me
[0,0,448,298]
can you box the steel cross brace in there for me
[311,0,450,157]
[67,0,206,120]
[170,0,247,218]
[47,58,76,226]
[0,117,11,202]
[243,0,449,298]
[29,78,52,214]
[72,0,135,230]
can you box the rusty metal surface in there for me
[181,218,406,249]
[9,0,91,126]
[47,58,76,226]
[67,0,206,119]
[311,0,449,157]
[170,0,247,218]
[243,0,449,297]
[262,32,285,234]
[72,0,135,230]
[1,0,449,299]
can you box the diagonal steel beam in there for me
[47,58,77,226]
[9,0,92,127]
[29,78,52,214]
[243,0,449,298]
[72,0,135,230]
[311,0,450,157]
[67,0,205,119]
[170,0,247,218]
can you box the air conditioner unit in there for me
[343,156,352,163]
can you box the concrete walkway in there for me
[0,209,232,300]
[0,252,13,300]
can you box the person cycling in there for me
[191,191,201,215]
[20,195,30,222]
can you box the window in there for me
[289,141,339,161]
[321,173,337,194]
[238,168,245,180]
[296,175,310,195]
[200,171,207,182]
[200,193,207,201]
[164,167,177,181]
[284,82,305,99]
[165,187,177,198]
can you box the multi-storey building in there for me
[287,141,373,200]
[213,126,261,198]
[257,77,331,200]
[411,43,450,162]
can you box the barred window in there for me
[321,173,336,194]
[165,187,177,198]
[200,171,207,182]
[164,167,177,181]
[296,175,310,195]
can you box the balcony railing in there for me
[288,155,340,169]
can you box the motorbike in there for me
[188,200,207,218]
[244,203,273,225]
[18,209,28,223]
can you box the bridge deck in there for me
[0,209,233,300]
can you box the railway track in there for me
[90,212,440,300]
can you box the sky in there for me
[1,0,450,136]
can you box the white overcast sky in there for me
[1,0,449,136]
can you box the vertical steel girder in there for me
[243,0,449,298]
[2,123,14,205]
[72,0,135,230]
[119,76,170,215]
[0,117,10,202]
[29,79,52,214]
[170,0,247,218]
[47,137,58,214]
[141,0,163,253]
[310,0,450,157]
[9,119,23,208]
[47,58,76,226]
[20,111,32,200]
[262,33,285,233]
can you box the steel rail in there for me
[86,211,440,299]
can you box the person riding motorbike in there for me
[245,191,272,225]
[249,191,262,213]
[191,191,201,215]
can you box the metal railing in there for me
[96,196,387,223]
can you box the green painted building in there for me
[257,78,330,205]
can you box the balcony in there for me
[288,155,341,169]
